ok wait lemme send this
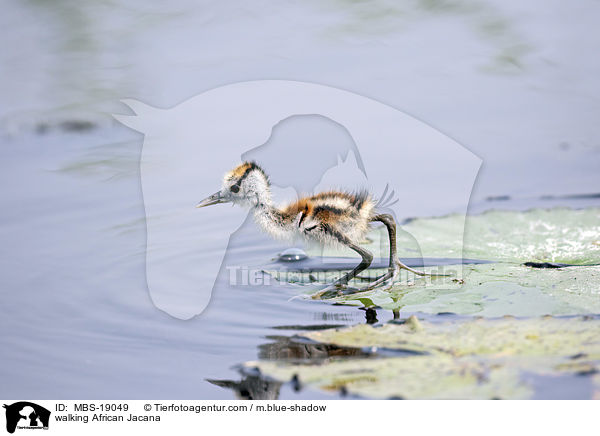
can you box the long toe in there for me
[363,268,397,291]
[311,282,346,300]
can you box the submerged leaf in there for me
[244,354,532,399]
[304,316,600,358]
[244,316,600,399]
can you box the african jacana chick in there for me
[197,162,431,291]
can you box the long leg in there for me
[372,214,397,269]
[332,241,373,287]
[377,214,425,271]
[311,226,374,299]
[375,214,433,275]
[365,214,433,290]
[323,225,373,288]
[313,239,373,299]
[363,214,398,289]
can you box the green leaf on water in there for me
[250,209,600,398]
[404,207,600,264]
[245,354,532,399]
[332,263,600,316]
[244,315,600,399]
[305,207,600,263]
[271,208,600,317]
[303,315,600,358]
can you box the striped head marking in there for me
[197,162,270,209]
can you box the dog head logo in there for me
[114,80,481,319]
[3,402,50,433]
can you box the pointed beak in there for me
[196,191,228,208]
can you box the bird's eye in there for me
[230,185,240,193]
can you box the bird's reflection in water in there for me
[207,328,375,399]
[360,307,378,324]
[206,375,282,400]
[258,335,371,361]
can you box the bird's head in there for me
[197,162,271,209]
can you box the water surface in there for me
[1,0,599,399]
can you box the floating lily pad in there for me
[304,208,600,263]
[330,263,600,316]
[244,354,532,399]
[246,209,600,398]
[271,208,600,317]
[403,208,600,264]
[243,316,600,399]
[303,315,600,358]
